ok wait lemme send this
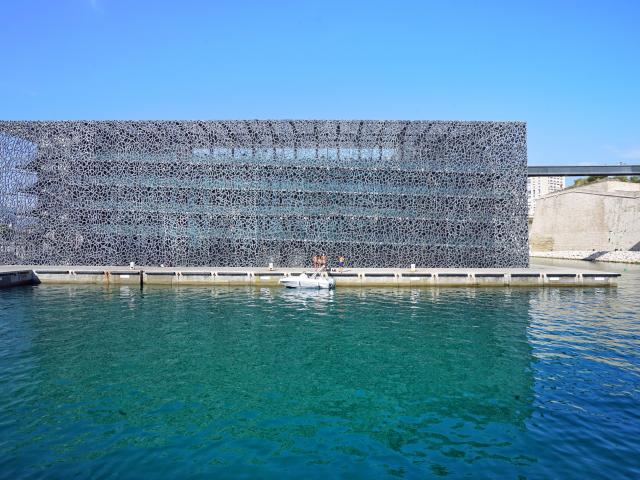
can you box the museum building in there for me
[0,120,528,267]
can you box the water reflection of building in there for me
[15,286,535,474]
[279,287,536,427]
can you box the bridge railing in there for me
[528,165,640,177]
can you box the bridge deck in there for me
[528,165,640,176]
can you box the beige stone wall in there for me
[527,176,565,217]
[529,180,640,251]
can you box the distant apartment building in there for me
[527,176,565,217]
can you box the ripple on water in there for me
[0,260,639,478]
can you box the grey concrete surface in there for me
[0,264,620,288]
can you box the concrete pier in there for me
[0,269,34,288]
[0,265,620,288]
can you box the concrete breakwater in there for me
[0,265,620,288]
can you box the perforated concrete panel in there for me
[0,120,528,267]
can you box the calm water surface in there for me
[1,259,639,478]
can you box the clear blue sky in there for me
[1,0,639,167]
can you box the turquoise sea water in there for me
[1,259,639,478]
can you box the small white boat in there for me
[279,272,336,289]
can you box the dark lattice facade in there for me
[0,120,528,267]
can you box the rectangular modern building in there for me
[0,120,528,267]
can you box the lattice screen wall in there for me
[0,120,528,267]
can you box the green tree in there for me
[573,175,636,187]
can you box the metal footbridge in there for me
[528,165,640,177]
